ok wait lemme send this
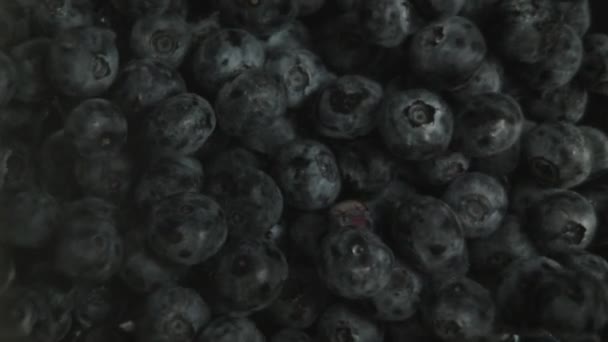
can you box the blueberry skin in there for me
[316,75,382,139]
[54,204,123,283]
[134,154,204,208]
[122,242,181,294]
[111,0,172,18]
[556,0,590,37]
[0,51,17,106]
[10,38,52,103]
[130,14,191,68]
[206,147,262,176]
[449,56,504,101]
[0,190,59,248]
[317,304,384,342]
[190,12,221,48]
[137,286,211,342]
[522,82,588,123]
[202,238,288,316]
[206,166,283,239]
[73,284,127,328]
[147,192,228,265]
[527,190,597,254]
[412,0,466,18]
[274,140,341,210]
[31,0,94,36]
[140,93,216,155]
[39,130,81,201]
[522,121,592,188]
[379,88,453,161]
[0,2,30,49]
[218,0,298,37]
[240,116,298,156]
[47,26,119,98]
[74,153,133,202]
[64,98,127,159]
[288,212,328,261]
[319,227,394,299]
[391,194,468,279]
[557,251,608,284]
[192,29,266,95]
[421,277,495,341]
[215,69,287,137]
[580,125,608,178]
[359,0,420,47]
[364,261,424,321]
[0,139,36,192]
[469,214,537,273]
[271,329,311,342]
[408,16,486,89]
[455,93,524,158]
[75,326,131,342]
[110,58,186,117]
[579,34,608,96]
[195,317,265,342]
[265,20,312,51]
[265,48,333,108]
[335,140,395,194]
[416,150,470,186]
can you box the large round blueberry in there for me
[130,14,191,68]
[359,0,420,47]
[74,153,133,202]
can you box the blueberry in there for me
[111,0,172,18]
[264,266,327,329]
[73,283,127,328]
[0,102,50,144]
[391,194,468,278]
[74,152,133,202]
[191,28,266,95]
[201,238,288,316]
[265,48,333,108]
[206,147,262,175]
[47,26,119,98]
[215,69,287,137]
[136,286,211,342]
[556,251,608,284]
[206,166,283,239]
[134,154,204,208]
[366,179,418,229]
[359,0,420,47]
[454,93,524,158]
[449,56,504,101]
[147,192,228,265]
[364,261,424,321]
[416,150,470,186]
[580,125,608,179]
[0,190,59,248]
[271,329,311,342]
[422,277,495,340]
[121,245,180,294]
[509,179,561,217]
[54,201,123,282]
[110,58,186,116]
[408,16,486,89]
[0,139,36,191]
[265,20,312,51]
[469,214,537,273]
[10,38,52,103]
[130,14,191,69]
[31,0,94,36]
[140,93,216,155]
[556,0,591,37]
[522,121,592,188]
[579,33,608,96]
[527,189,597,254]
[316,75,382,139]
[412,0,466,18]
[240,116,298,156]
[471,140,521,177]
[218,0,298,37]
[39,130,81,200]
[522,82,588,123]
[379,88,454,161]
[319,226,394,299]
[64,98,127,159]
[195,316,265,342]
[317,304,384,342]
[274,139,341,210]
[189,12,221,47]
[0,50,17,106]
[335,139,395,194]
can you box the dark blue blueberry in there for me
[206,147,262,176]
[121,243,181,294]
[147,192,228,265]
[271,329,311,342]
[319,226,394,299]
[10,38,52,103]
[454,93,524,158]
[111,0,172,18]
[195,316,265,342]
[0,190,59,248]
[379,88,454,161]
[579,33,608,96]
[408,16,486,89]
[522,82,588,123]
[0,102,50,144]
[136,286,211,342]
[31,0,94,36]
[130,14,192,68]
[416,150,470,186]
[421,277,495,341]
[448,56,504,102]
[509,179,561,217]
[240,116,298,156]
[556,251,608,284]
[191,28,266,95]
[265,48,332,108]
[359,0,420,47]
[0,139,36,191]
[390,194,468,279]
[335,140,395,194]
[134,154,204,208]
[215,69,287,137]
[74,152,133,202]
[527,189,597,254]
[39,130,81,200]
[274,139,341,210]
[74,326,131,342]
[264,20,312,51]
[110,58,186,117]
[580,126,608,179]
[412,0,466,18]
[73,283,127,328]
[522,121,592,188]
[64,98,127,159]
[316,75,382,139]
[317,304,384,342]
[218,0,298,37]
[206,166,283,239]
[201,238,288,316]
[47,26,119,98]
[140,93,216,155]
[189,12,221,48]
[556,0,591,37]
[0,50,17,106]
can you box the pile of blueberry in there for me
[1,0,608,341]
